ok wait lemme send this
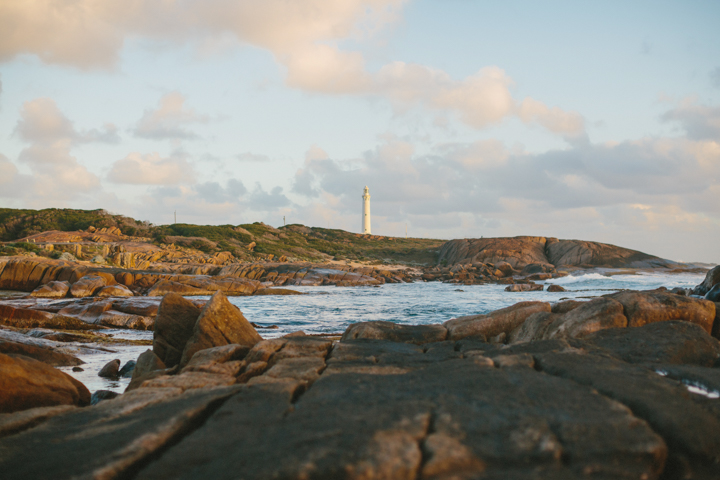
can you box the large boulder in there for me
[705,284,720,303]
[606,291,716,334]
[546,239,674,268]
[153,294,202,368]
[69,275,107,298]
[694,265,720,296]
[444,301,551,341]
[29,281,70,298]
[545,297,627,340]
[341,321,447,345]
[0,354,90,413]
[0,339,83,367]
[179,291,262,367]
[0,304,94,330]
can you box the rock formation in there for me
[438,236,677,269]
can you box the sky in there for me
[0,0,719,263]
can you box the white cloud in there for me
[236,152,271,163]
[2,98,102,201]
[133,92,208,140]
[108,152,196,185]
[661,99,720,141]
[0,1,583,138]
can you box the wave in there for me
[545,273,615,285]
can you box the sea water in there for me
[60,270,707,393]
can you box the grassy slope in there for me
[0,208,444,265]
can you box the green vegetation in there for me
[0,208,445,265]
[0,208,148,241]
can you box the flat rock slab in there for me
[137,359,665,480]
[0,386,240,480]
[341,320,448,344]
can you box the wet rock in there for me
[0,339,83,367]
[179,291,262,368]
[0,304,94,330]
[584,321,720,366]
[606,290,716,333]
[153,293,202,368]
[444,301,551,341]
[546,284,566,292]
[341,321,447,345]
[69,274,107,298]
[504,283,543,292]
[90,390,119,405]
[535,351,720,477]
[521,263,555,275]
[98,310,154,330]
[112,297,161,317]
[96,284,134,297]
[694,265,720,296]
[57,298,114,324]
[119,360,136,378]
[0,353,90,413]
[29,280,70,298]
[98,359,121,378]
[72,366,83,372]
[705,283,720,302]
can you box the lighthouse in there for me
[362,186,371,234]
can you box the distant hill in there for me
[0,208,445,265]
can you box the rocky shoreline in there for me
[1,264,720,479]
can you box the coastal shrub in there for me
[10,242,40,252]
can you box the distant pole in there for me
[283,216,285,226]
[174,211,177,224]
[405,223,407,239]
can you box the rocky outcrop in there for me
[444,301,551,341]
[153,294,202,368]
[0,354,90,413]
[341,321,447,345]
[2,305,720,478]
[694,265,720,296]
[178,291,262,367]
[29,280,70,298]
[438,236,676,269]
[606,290,715,334]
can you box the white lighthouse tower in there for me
[362,186,371,234]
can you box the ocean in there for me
[60,270,708,393]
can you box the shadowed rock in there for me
[153,293,202,368]
[341,321,448,345]
[0,354,90,413]
[694,265,720,296]
[584,321,720,366]
[98,359,121,378]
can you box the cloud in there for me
[195,179,247,203]
[661,99,720,141]
[108,152,196,185]
[249,184,291,210]
[0,1,582,138]
[133,92,208,140]
[1,98,102,201]
[291,133,720,228]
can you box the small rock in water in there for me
[118,360,136,378]
[251,322,279,329]
[72,367,84,372]
[98,359,121,378]
[547,284,566,292]
[90,390,119,405]
[455,289,464,292]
